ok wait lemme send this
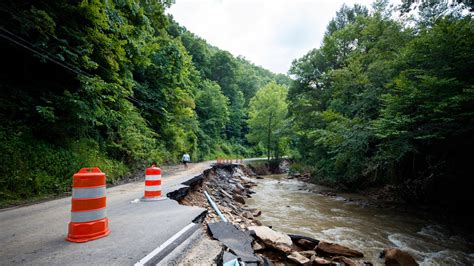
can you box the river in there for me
[246,174,474,265]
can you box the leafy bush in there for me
[0,128,129,204]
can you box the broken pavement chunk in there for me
[208,221,261,264]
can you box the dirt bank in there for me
[287,169,474,234]
[177,164,263,229]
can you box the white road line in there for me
[135,222,196,266]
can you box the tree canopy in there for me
[247,82,289,161]
[0,0,290,203]
[288,2,474,206]
[1,0,472,210]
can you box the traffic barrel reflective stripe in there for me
[66,167,110,243]
[142,165,166,201]
[145,185,162,191]
[145,174,161,181]
[72,187,106,198]
[71,209,107,223]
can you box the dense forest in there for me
[1,0,473,210]
[0,0,289,203]
[288,1,474,208]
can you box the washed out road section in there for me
[0,161,213,265]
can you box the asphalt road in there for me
[0,161,214,265]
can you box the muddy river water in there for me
[246,175,474,265]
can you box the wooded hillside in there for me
[0,0,289,203]
[288,2,474,206]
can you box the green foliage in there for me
[169,20,291,141]
[0,0,289,203]
[195,80,229,138]
[373,16,474,184]
[289,2,474,200]
[247,82,289,161]
[0,128,128,204]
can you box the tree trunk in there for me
[267,112,274,162]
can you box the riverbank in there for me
[248,173,474,265]
[173,163,431,265]
[286,169,474,236]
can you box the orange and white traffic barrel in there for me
[66,167,109,243]
[142,165,166,201]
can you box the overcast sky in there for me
[167,0,379,74]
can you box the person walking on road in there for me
[182,152,190,169]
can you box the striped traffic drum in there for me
[66,167,110,243]
[142,165,166,201]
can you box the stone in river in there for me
[380,248,418,266]
[252,241,265,251]
[220,189,233,199]
[332,256,358,266]
[242,211,253,219]
[233,194,246,204]
[310,255,331,265]
[289,234,320,250]
[248,226,293,254]
[296,239,317,250]
[298,250,316,258]
[315,241,363,258]
[287,251,310,265]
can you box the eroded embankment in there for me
[174,165,263,227]
[170,163,415,265]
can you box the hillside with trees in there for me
[1,0,473,212]
[288,1,474,208]
[0,0,289,204]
